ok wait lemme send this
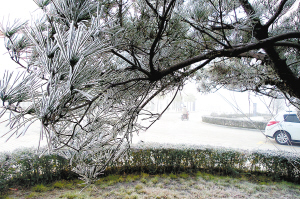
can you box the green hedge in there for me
[1,143,299,193]
[0,148,78,192]
[106,143,300,183]
[202,116,267,130]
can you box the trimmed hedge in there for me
[0,148,78,192]
[106,143,300,183]
[202,116,267,130]
[1,143,299,193]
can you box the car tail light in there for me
[267,121,279,126]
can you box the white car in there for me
[265,111,300,145]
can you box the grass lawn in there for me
[2,172,300,199]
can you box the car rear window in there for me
[283,114,300,123]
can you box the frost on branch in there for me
[1,0,300,183]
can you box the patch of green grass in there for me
[53,180,67,189]
[255,175,273,183]
[84,184,99,193]
[150,176,159,184]
[135,183,144,190]
[161,173,168,178]
[5,171,300,199]
[276,181,300,189]
[94,179,103,185]
[73,179,85,184]
[59,191,88,199]
[3,197,14,199]
[125,175,134,182]
[105,174,121,182]
[104,180,114,186]
[259,181,269,185]
[196,171,216,181]
[141,172,149,178]
[118,176,125,182]
[133,174,141,180]
[25,192,40,198]
[125,174,140,182]
[195,171,202,176]
[140,178,147,183]
[95,174,125,186]
[169,173,178,179]
[179,172,189,179]
[49,179,85,191]
[99,183,109,189]
[67,179,85,189]
[31,184,47,192]
[254,185,267,192]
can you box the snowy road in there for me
[1,112,300,154]
[132,112,300,153]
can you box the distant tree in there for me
[1,0,300,182]
[183,93,196,111]
[270,98,287,114]
[173,93,183,111]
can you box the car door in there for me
[283,114,300,141]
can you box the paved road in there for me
[1,112,300,154]
[132,112,300,154]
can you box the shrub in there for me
[0,148,77,193]
[202,115,267,130]
[106,143,300,184]
[1,143,300,193]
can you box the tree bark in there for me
[239,0,300,99]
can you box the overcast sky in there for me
[0,0,39,74]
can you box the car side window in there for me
[283,114,300,123]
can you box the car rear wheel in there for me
[274,131,291,145]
